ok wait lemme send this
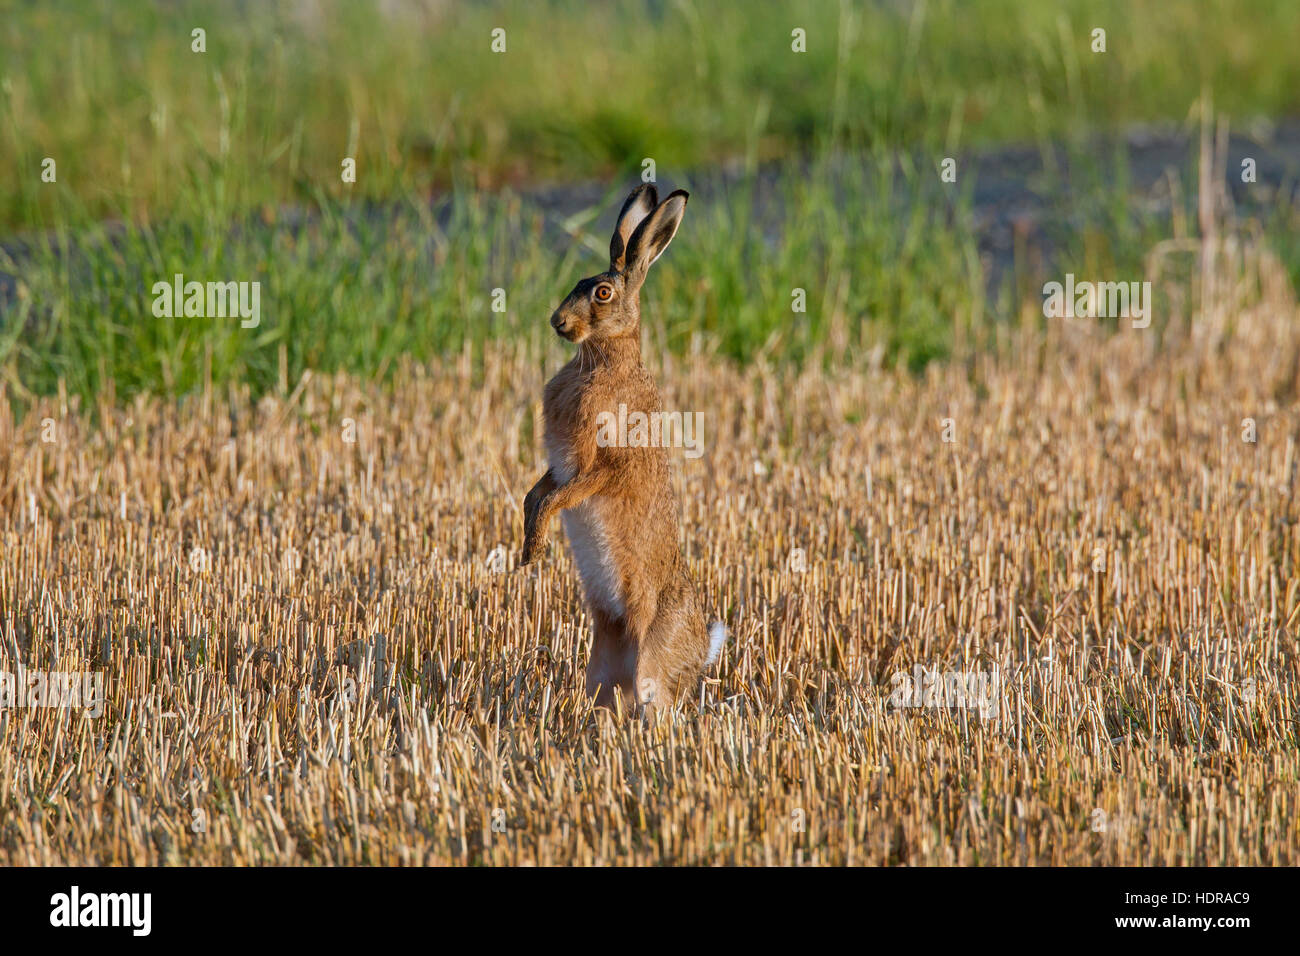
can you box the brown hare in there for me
[521,184,725,712]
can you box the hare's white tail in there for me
[706,621,728,666]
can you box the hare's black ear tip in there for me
[668,189,689,204]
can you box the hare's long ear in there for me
[623,189,688,286]
[610,184,659,272]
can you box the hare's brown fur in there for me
[521,185,717,711]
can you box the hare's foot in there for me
[635,592,709,712]
[585,608,636,707]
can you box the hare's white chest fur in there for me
[547,439,625,618]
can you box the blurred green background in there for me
[2,0,1298,404]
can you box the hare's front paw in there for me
[520,534,548,566]
[523,486,544,521]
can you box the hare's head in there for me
[549,184,688,345]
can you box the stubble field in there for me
[3,224,1298,865]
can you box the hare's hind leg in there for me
[585,607,636,708]
[634,580,709,711]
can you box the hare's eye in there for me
[593,284,614,303]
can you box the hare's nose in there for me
[550,311,566,331]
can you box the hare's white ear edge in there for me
[610,184,659,272]
[625,189,689,279]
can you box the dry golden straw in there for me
[2,219,1298,865]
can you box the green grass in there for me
[3,0,1298,228]
[2,156,983,402]
[2,0,1300,406]
[8,139,1298,410]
